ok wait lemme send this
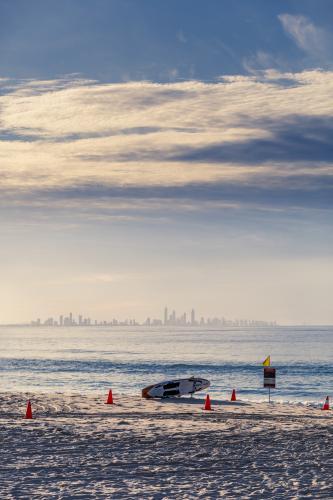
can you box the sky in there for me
[1,0,333,324]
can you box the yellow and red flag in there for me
[262,355,270,366]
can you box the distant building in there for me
[191,308,195,326]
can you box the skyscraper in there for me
[164,307,168,325]
[191,308,195,326]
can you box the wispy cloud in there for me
[48,272,132,285]
[278,14,330,62]
[171,114,333,165]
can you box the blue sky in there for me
[0,1,333,323]
[1,0,333,80]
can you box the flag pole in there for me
[263,355,275,404]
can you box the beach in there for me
[1,393,332,498]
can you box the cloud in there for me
[242,51,287,75]
[0,70,333,218]
[48,272,132,285]
[278,14,330,62]
[171,114,333,164]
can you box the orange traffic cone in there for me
[105,389,114,405]
[321,396,330,411]
[231,389,237,401]
[25,400,33,419]
[204,394,212,411]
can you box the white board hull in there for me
[142,377,210,399]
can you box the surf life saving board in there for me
[142,377,210,399]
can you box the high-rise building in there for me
[170,310,176,325]
[164,307,168,325]
[191,308,195,326]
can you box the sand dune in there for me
[0,393,332,498]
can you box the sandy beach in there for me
[0,393,332,499]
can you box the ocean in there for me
[0,325,332,404]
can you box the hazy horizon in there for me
[1,1,333,325]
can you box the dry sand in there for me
[0,393,332,499]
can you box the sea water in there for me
[0,325,332,404]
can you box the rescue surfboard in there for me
[142,376,210,399]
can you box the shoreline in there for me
[0,388,329,407]
[1,387,326,410]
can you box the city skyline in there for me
[26,306,277,328]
